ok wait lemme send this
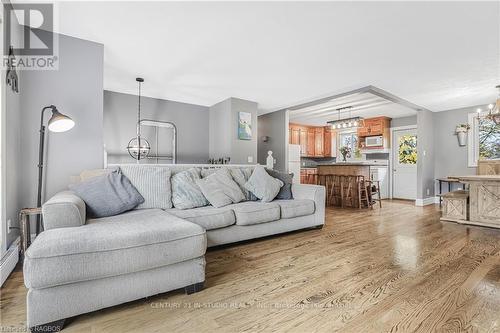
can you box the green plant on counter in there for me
[339,146,351,162]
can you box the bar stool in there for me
[357,177,382,209]
[357,176,371,209]
[341,175,357,208]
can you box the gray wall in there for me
[391,115,417,128]
[1,32,104,251]
[104,91,209,164]
[417,110,435,199]
[257,110,289,172]
[434,105,480,193]
[2,13,23,253]
[209,97,258,164]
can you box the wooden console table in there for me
[456,175,500,229]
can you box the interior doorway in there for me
[391,126,418,200]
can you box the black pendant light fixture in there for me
[126,78,150,160]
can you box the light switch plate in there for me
[247,156,253,163]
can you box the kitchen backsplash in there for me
[301,157,336,167]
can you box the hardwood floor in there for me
[2,200,500,332]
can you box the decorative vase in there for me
[457,131,467,146]
[341,153,347,162]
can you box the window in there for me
[468,113,500,167]
[339,132,358,154]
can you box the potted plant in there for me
[339,146,351,162]
[455,124,470,146]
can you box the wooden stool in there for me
[368,180,382,209]
[357,176,371,209]
[341,175,357,208]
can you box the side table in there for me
[19,207,41,256]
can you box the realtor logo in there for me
[3,3,58,70]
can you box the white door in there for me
[392,128,417,199]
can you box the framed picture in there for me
[238,111,252,140]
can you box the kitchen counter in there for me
[316,162,387,166]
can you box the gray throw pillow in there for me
[171,168,208,209]
[68,170,144,218]
[266,169,294,200]
[196,168,246,208]
[244,165,284,202]
[230,167,258,201]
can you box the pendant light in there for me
[127,78,150,160]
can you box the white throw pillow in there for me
[244,165,284,202]
[196,168,246,208]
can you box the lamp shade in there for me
[48,109,75,132]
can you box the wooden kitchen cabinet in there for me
[290,123,333,158]
[323,127,336,157]
[307,128,315,156]
[314,128,324,157]
[357,116,391,137]
[290,128,300,145]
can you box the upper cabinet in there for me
[357,116,392,149]
[289,124,334,158]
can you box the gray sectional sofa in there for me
[23,164,325,332]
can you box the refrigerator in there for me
[288,144,301,184]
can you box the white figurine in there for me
[266,151,274,170]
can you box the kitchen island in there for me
[317,162,387,208]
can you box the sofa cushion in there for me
[171,168,208,209]
[229,201,281,226]
[244,165,283,202]
[24,209,206,289]
[168,206,235,230]
[275,199,315,219]
[119,165,172,209]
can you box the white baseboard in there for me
[415,197,439,206]
[1,237,20,287]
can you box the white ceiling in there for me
[289,92,417,126]
[55,1,499,113]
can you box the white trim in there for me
[0,237,19,287]
[415,197,438,206]
[467,112,480,167]
[389,125,417,200]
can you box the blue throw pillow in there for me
[69,169,144,218]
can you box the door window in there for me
[398,135,417,165]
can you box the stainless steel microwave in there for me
[365,135,384,147]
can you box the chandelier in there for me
[478,85,500,125]
[327,106,363,129]
[126,78,151,160]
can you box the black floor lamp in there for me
[36,105,75,234]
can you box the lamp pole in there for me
[36,106,55,234]
[35,105,74,235]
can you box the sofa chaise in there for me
[23,164,325,332]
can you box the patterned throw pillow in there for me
[171,168,208,209]
[196,168,246,208]
[244,165,284,202]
